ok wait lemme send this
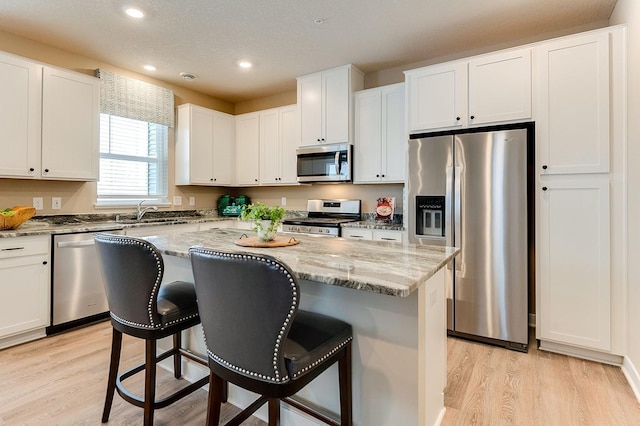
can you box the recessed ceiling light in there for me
[314,18,324,25]
[143,65,156,71]
[238,61,252,69]
[180,72,196,80]
[124,7,144,19]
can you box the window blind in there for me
[95,69,174,127]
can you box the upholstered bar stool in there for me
[94,233,209,426]
[190,247,353,426]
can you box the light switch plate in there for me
[281,197,287,206]
[189,196,196,206]
[173,196,182,206]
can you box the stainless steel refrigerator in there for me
[408,123,532,351]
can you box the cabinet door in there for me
[323,66,350,144]
[259,109,280,185]
[189,106,215,185]
[406,62,466,132]
[0,255,49,338]
[211,111,234,185]
[538,178,611,351]
[354,89,382,183]
[298,74,322,146]
[236,112,260,185]
[279,105,299,184]
[537,32,610,174]
[41,67,100,180]
[381,84,406,182]
[0,53,41,178]
[467,48,531,125]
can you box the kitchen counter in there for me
[341,220,405,231]
[0,214,230,238]
[147,228,454,297]
[144,228,456,425]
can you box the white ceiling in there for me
[0,0,617,103]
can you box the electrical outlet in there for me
[281,197,287,206]
[189,196,196,206]
[52,197,62,209]
[173,196,182,206]
[33,197,43,210]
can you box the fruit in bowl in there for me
[0,206,36,230]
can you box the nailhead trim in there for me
[193,248,297,383]
[291,337,353,379]
[97,234,163,329]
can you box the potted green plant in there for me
[239,202,286,241]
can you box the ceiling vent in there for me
[180,72,196,80]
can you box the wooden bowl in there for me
[0,206,36,230]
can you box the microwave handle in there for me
[335,151,341,175]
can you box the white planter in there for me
[255,219,278,241]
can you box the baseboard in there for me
[0,328,46,350]
[538,339,624,366]
[622,357,640,403]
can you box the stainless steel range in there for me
[282,199,361,237]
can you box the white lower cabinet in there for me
[538,178,611,351]
[0,236,50,348]
[342,228,403,242]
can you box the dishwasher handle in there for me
[57,239,96,248]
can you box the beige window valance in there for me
[95,69,174,127]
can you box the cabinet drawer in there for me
[0,236,49,259]
[342,229,373,240]
[373,230,403,243]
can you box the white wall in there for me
[610,0,640,394]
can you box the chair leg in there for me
[268,398,280,425]
[338,343,353,426]
[206,373,224,426]
[102,328,123,423]
[173,332,182,379]
[144,339,157,426]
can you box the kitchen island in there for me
[144,228,458,426]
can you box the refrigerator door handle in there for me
[454,166,462,270]
[445,166,454,248]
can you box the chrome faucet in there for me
[136,200,158,221]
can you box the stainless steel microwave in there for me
[296,143,352,183]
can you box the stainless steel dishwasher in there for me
[48,230,124,334]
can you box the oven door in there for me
[296,144,352,183]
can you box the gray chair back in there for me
[189,248,299,384]
[95,233,165,330]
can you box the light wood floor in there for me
[1,321,639,425]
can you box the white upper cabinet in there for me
[354,83,406,183]
[41,66,100,180]
[235,112,260,185]
[260,105,299,185]
[0,53,41,178]
[0,51,99,181]
[175,103,235,186]
[467,48,531,125]
[297,64,363,146]
[405,48,531,133]
[536,31,610,175]
[405,62,466,132]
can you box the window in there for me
[97,114,168,205]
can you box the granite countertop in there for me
[146,228,458,297]
[341,221,405,231]
[0,211,230,238]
